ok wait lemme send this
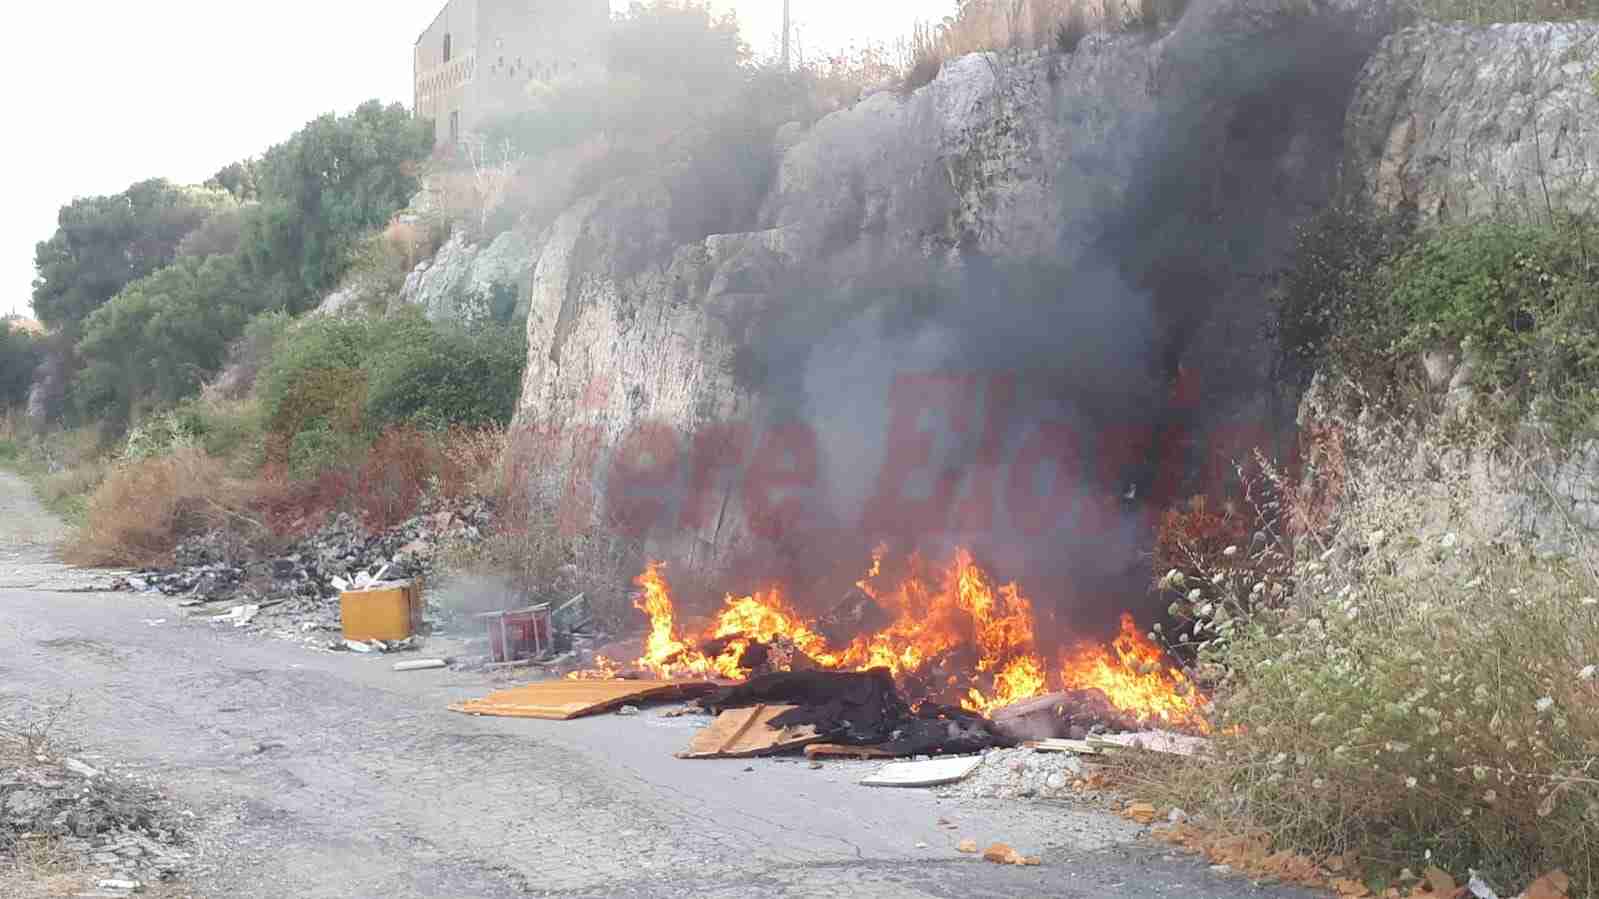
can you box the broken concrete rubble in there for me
[1,741,191,885]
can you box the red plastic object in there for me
[479,605,552,663]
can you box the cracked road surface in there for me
[0,471,1319,898]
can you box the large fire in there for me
[594,550,1208,731]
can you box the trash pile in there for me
[1,741,191,889]
[450,665,1207,771]
[109,497,494,640]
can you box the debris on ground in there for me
[1,736,191,886]
[702,669,1015,756]
[957,839,979,853]
[677,704,821,758]
[109,498,493,639]
[1123,801,1158,824]
[448,679,724,721]
[1089,730,1209,757]
[860,755,983,788]
[982,842,1042,866]
[935,746,1083,800]
[392,659,448,672]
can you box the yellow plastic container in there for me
[340,580,424,641]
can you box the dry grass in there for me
[1141,398,1599,896]
[63,448,258,567]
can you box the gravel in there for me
[935,746,1085,801]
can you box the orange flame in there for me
[1059,612,1209,733]
[613,552,1207,730]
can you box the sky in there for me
[3,1,943,318]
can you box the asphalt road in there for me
[0,471,1319,899]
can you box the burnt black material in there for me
[706,669,1016,755]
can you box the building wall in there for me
[416,0,610,149]
[414,0,481,148]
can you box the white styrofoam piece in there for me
[860,755,983,788]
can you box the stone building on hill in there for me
[414,0,609,149]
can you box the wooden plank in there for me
[676,704,822,759]
[1089,731,1208,756]
[1024,738,1102,755]
[447,679,722,720]
[860,755,983,787]
[804,743,902,760]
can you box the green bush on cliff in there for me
[1276,212,1599,437]
[259,311,526,461]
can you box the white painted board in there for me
[860,755,983,788]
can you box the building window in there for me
[449,111,460,144]
[443,33,452,63]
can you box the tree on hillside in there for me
[74,254,268,425]
[205,160,261,202]
[0,320,43,410]
[238,101,433,313]
[31,179,236,334]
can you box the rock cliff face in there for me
[1327,22,1599,558]
[1346,22,1599,222]
[481,0,1599,578]
[396,226,542,325]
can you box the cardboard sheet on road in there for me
[676,704,822,758]
[860,755,983,787]
[448,679,722,721]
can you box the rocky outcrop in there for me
[508,0,1387,572]
[395,225,543,325]
[1346,22,1599,221]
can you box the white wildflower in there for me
[1405,776,1418,789]
[1223,545,1238,557]
[1312,778,1326,790]
[1187,588,1202,601]
[1484,790,1497,803]
[1472,765,1488,782]
[1440,533,1458,549]
[1368,530,1387,548]
[1536,696,1555,714]
[1580,665,1596,681]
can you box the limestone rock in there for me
[1347,22,1599,221]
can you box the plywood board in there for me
[804,743,901,760]
[860,754,983,787]
[676,704,822,759]
[448,679,721,721]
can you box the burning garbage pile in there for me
[537,549,1210,756]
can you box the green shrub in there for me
[258,311,526,470]
[1390,221,1599,396]
[1278,214,1599,438]
[286,421,367,476]
[74,253,270,426]
[363,313,526,429]
[121,411,203,462]
[1271,203,1415,389]
[257,317,370,434]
